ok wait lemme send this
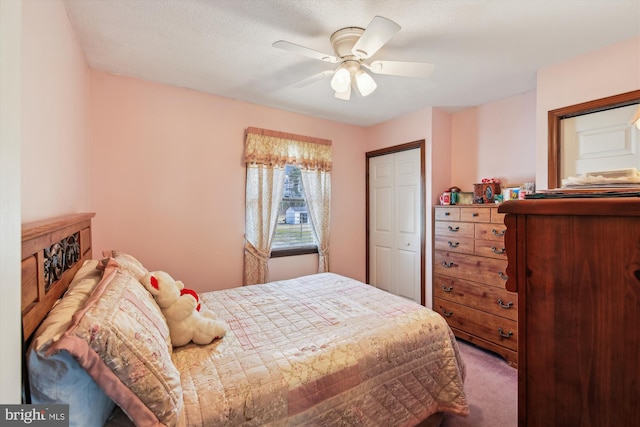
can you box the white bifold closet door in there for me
[368,148,421,303]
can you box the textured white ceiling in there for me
[64,0,640,126]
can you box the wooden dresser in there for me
[433,205,518,366]
[499,198,640,427]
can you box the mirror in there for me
[548,89,640,189]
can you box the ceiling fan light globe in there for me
[335,86,351,101]
[330,67,351,92]
[356,70,377,96]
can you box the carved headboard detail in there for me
[21,213,95,340]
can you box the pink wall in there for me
[21,0,89,222]
[451,91,536,192]
[3,0,89,402]
[536,36,640,189]
[431,108,454,203]
[88,70,367,292]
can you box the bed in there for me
[22,213,469,427]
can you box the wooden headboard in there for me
[21,212,95,341]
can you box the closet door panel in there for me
[368,148,422,303]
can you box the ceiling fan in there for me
[273,16,435,100]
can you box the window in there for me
[271,165,316,255]
[243,126,331,285]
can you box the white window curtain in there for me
[300,169,331,273]
[244,164,285,286]
[243,127,332,285]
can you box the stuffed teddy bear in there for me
[140,271,227,347]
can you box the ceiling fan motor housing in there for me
[330,27,365,59]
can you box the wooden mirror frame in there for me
[548,89,640,189]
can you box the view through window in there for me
[272,165,315,249]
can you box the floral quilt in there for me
[173,273,469,426]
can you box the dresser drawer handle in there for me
[445,212,451,216]
[498,328,513,339]
[492,246,506,255]
[472,212,479,217]
[447,241,460,248]
[442,261,457,268]
[442,285,453,292]
[498,271,508,280]
[492,229,506,236]
[441,308,453,317]
[448,225,460,232]
[497,299,513,309]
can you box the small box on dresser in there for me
[433,205,517,366]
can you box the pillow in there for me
[99,250,148,280]
[48,261,184,427]
[28,259,116,427]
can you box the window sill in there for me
[270,245,318,258]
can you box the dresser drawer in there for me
[434,274,517,321]
[434,221,474,238]
[474,238,507,260]
[474,223,506,241]
[433,297,518,351]
[435,207,460,221]
[490,207,505,224]
[460,207,491,223]
[434,251,509,288]
[435,235,474,255]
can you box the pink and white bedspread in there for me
[172,273,469,426]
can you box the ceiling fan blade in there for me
[365,60,435,78]
[272,40,338,63]
[291,70,335,88]
[351,16,401,59]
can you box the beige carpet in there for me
[442,339,517,427]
